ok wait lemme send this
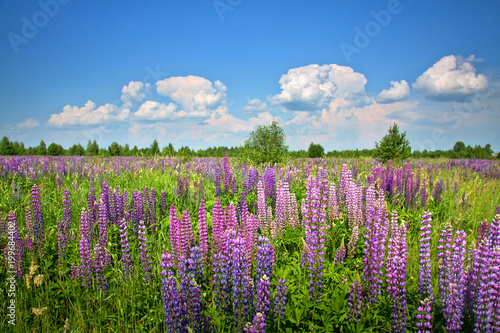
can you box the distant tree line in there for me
[0,136,497,160]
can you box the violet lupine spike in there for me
[138,219,153,285]
[31,184,44,256]
[78,209,93,288]
[256,237,275,285]
[160,190,166,218]
[149,188,157,232]
[169,203,179,263]
[386,212,408,332]
[363,205,384,306]
[256,180,267,233]
[188,246,204,283]
[245,312,266,333]
[419,211,434,303]
[180,210,193,259]
[441,229,467,333]
[118,218,133,280]
[273,279,287,322]
[0,212,4,238]
[212,251,230,311]
[215,166,221,197]
[255,275,271,330]
[178,255,203,332]
[437,222,453,309]
[24,207,34,252]
[231,236,253,330]
[63,188,72,232]
[211,197,223,252]
[133,190,143,233]
[416,297,432,333]
[289,192,300,229]
[333,238,346,265]
[347,274,364,323]
[328,181,339,223]
[347,227,359,261]
[160,250,184,333]
[87,186,97,224]
[198,200,209,264]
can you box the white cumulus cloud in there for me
[156,75,227,117]
[134,101,180,121]
[47,100,128,127]
[413,55,488,101]
[377,80,410,103]
[121,81,150,105]
[269,64,367,111]
[243,99,272,113]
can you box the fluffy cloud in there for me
[156,76,227,117]
[377,80,410,103]
[413,55,488,101]
[47,100,128,127]
[121,81,150,105]
[16,118,39,129]
[134,101,181,121]
[269,64,367,111]
[243,99,272,113]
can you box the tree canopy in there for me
[308,143,325,158]
[375,123,411,163]
[244,120,288,165]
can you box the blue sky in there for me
[1,0,499,152]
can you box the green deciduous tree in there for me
[47,143,64,156]
[244,120,288,165]
[375,123,411,163]
[308,142,325,158]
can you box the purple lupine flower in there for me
[256,236,275,284]
[215,166,221,197]
[178,255,203,332]
[264,165,276,202]
[169,203,180,263]
[244,313,266,333]
[231,236,253,330]
[160,250,184,332]
[78,209,92,288]
[138,219,153,285]
[333,239,346,265]
[273,278,287,322]
[256,180,267,233]
[256,275,271,315]
[87,186,97,224]
[118,217,133,280]
[416,298,432,333]
[24,207,34,252]
[133,189,143,232]
[441,227,467,332]
[437,222,453,308]
[160,190,167,218]
[31,184,44,256]
[347,274,364,323]
[198,200,209,264]
[188,246,204,283]
[180,210,193,259]
[348,225,359,259]
[328,181,339,222]
[211,197,223,251]
[288,192,300,228]
[363,204,384,305]
[419,211,434,303]
[212,251,230,311]
[302,176,327,303]
[386,211,407,332]
[222,151,234,196]
[0,211,4,238]
[273,181,289,237]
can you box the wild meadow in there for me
[0,155,499,332]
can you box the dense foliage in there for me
[308,143,325,158]
[244,120,289,166]
[0,135,497,160]
[0,154,499,332]
[375,123,411,163]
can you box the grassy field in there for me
[1,156,499,332]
